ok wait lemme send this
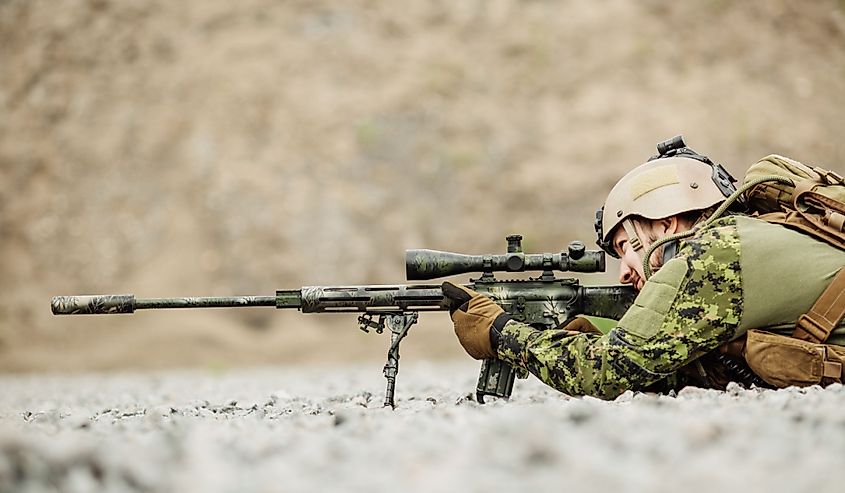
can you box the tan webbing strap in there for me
[792,179,817,203]
[813,167,845,186]
[793,268,845,344]
[622,219,644,253]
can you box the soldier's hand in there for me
[441,282,511,360]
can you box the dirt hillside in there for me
[2,0,845,372]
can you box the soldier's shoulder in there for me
[678,214,743,271]
[695,214,741,235]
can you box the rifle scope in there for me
[405,235,605,281]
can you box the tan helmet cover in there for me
[600,156,728,249]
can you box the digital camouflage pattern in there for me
[495,216,745,400]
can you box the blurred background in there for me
[2,0,845,372]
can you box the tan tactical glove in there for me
[562,316,602,335]
[441,282,511,360]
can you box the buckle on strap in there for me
[795,313,832,344]
[622,220,644,252]
[793,268,845,344]
[813,166,845,186]
[823,360,843,381]
[817,346,844,383]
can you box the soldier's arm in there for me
[494,222,744,399]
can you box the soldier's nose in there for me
[619,262,635,285]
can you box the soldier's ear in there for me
[655,216,679,236]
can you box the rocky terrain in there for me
[2,364,845,492]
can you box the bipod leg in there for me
[381,312,418,408]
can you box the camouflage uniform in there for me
[494,214,845,400]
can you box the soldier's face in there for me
[611,215,693,291]
[611,228,646,291]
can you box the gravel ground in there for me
[2,362,845,493]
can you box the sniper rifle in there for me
[51,235,636,407]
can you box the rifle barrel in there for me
[51,294,277,315]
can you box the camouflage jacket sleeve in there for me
[494,217,744,400]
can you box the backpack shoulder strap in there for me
[793,268,845,344]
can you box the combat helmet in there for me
[595,136,739,259]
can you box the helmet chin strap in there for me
[621,219,646,271]
[623,218,665,281]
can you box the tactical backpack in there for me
[732,155,845,387]
[744,154,845,251]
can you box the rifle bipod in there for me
[357,312,419,408]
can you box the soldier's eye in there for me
[614,240,627,255]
